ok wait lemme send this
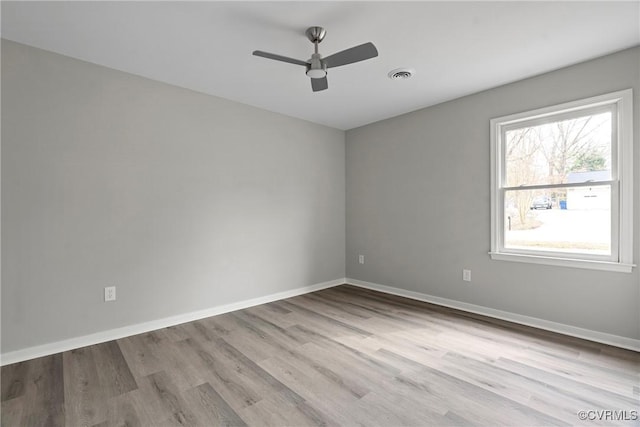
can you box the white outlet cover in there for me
[104,286,116,301]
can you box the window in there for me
[490,89,634,272]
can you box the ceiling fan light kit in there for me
[253,26,378,92]
[306,53,327,79]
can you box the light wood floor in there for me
[2,285,639,426]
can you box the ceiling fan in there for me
[253,26,378,92]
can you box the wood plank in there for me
[185,382,248,427]
[20,354,65,426]
[1,361,28,403]
[142,371,200,426]
[179,337,265,410]
[1,396,24,426]
[63,347,106,426]
[95,391,144,427]
[90,341,138,398]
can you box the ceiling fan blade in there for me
[311,76,328,92]
[252,50,309,67]
[323,42,378,68]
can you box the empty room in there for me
[1,1,639,426]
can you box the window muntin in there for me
[490,89,633,272]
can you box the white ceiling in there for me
[2,1,639,130]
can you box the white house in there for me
[566,170,611,210]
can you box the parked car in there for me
[531,196,552,210]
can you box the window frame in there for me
[489,89,634,273]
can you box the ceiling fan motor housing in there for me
[306,53,327,79]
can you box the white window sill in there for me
[489,252,635,273]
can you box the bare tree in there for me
[537,115,609,183]
[505,128,540,225]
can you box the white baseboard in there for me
[4,276,637,365]
[0,277,346,366]
[346,278,640,352]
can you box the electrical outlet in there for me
[104,286,116,302]
[358,254,365,265]
[463,269,471,282]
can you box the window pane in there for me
[504,186,611,255]
[505,112,611,187]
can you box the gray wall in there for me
[346,47,640,340]
[1,40,345,353]
[3,39,639,355]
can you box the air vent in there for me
[388,68,414,80]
